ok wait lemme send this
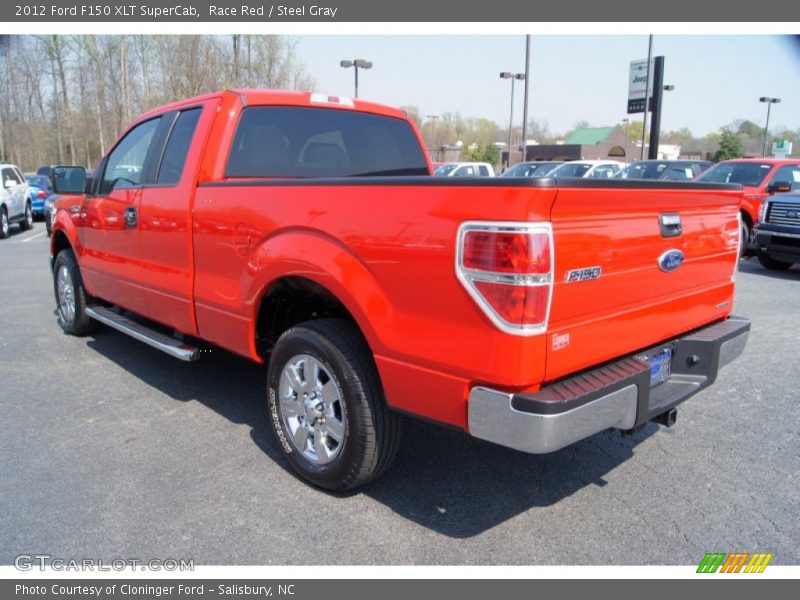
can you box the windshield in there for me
[549,163,591,178]
[434,164,458,176]
[26,175,49,188]
[698,162,773,187]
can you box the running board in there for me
[85,306,200,362]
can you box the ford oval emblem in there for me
[658,249,685,272]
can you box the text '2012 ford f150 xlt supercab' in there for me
[48,90,750,490]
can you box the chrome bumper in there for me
[468,316,750,454]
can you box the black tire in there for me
[0,207,8,239]
[267,318,401,491]
[757,252,792,271]
[53,249,98,336]
[19,202,33,231]
[739,219,751,257]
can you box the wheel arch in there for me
[246,230,392,361]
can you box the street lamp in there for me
[500,72,525,168]
[759,97,781,157]
[340,59,373,98]
[426,115,440,160]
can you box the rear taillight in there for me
[457,222,553,335]
[37,190,48,199]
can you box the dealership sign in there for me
[627,58,655,113]
[772,139,793,159]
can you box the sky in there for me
[294,35,800,138]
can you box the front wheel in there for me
[53,249,98,336]
[267,319,401,491]
[739,219,751,257]
[757,252,793,271]
[0,207,8,239]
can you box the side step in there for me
[85,306,200,362]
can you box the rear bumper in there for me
[468,316,750,454]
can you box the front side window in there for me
[225,106,429,178]
[101,117,161,194]
[769,164,800,190]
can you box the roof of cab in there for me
[136,89,408,122]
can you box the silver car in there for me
[0,162,33,239]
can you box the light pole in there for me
[759,97,780,157]
[500,71,525,168]
[426,115,440,161]
[622,118,630,144]
[340,59,372,98]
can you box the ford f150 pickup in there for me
[49,90,751,490]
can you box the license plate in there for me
[639,348,672,387]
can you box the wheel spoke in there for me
[292,425,309,451]
[280,394,301,418]
[323,416,344,443]
[305,356,323,390]
[283,363,305,394]
[314,433,331,461]
[319,380,339,405]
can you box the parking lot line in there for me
[21,231,47,242]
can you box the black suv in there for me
[756,192,800,270]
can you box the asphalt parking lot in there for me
[1,222,798,566]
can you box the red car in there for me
[49,90,749,490]
[698,158,800,252]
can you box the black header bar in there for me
[2,0,799,22]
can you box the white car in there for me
[547,160,624,179]
[0,162,33,239]
[434,162,495,177]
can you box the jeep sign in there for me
[628,58,655,114]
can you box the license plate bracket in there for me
[638,347,673,387]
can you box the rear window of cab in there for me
[225,106,429,179]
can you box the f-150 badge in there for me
[565,266,601,282]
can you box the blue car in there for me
[25,174,53,219]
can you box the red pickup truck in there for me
[49,90,750,490]
[697,158,800,251]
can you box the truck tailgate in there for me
[545,183,741,381]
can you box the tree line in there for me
[0,35,313,171]
[1,34,797,171]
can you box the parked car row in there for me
[431,155,800,260]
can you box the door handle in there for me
[125,207,138,228]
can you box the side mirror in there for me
[766,181,792,194]
[51,166,86,195]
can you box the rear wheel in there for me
[19,202,33,231]
[53,249,98,336]
[267,318,401,491]
[757,252,792,271]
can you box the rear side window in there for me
[225,106,429,178]
[101,117,161,194]
[157,108,202,185]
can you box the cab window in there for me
[100,117,161,194]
